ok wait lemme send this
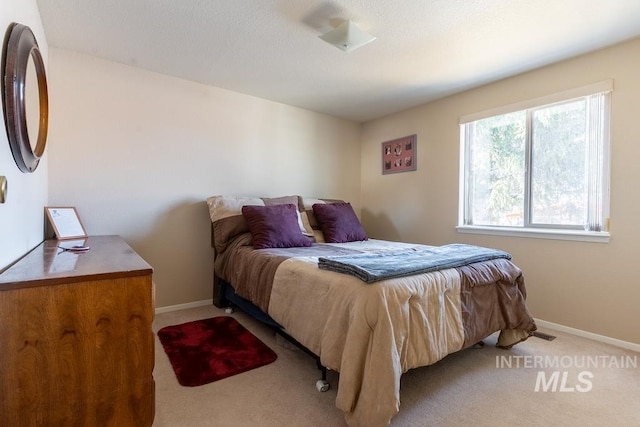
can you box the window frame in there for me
[458,81,612,243]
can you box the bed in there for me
[207,195,536,427]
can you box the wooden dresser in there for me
[0,235,155,426]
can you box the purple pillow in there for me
[242,204,312,249]
[312,202,368,243]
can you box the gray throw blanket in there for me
[317,243,512,283]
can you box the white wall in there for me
[32,8,640,344]
[47,49,361,308]
[361,38,640,344]
[0,0,49,270]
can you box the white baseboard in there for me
[155,299,213,315]
[535,318,640,353]
[153,303,639,352]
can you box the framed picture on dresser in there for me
[45,206,88,239]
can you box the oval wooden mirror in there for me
[2,23,49,173]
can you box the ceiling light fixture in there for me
[319,20,376,53]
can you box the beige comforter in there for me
[265,240,535,427]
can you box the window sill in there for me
[456,225,610,243]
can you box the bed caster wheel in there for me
[224,307,234,314]
[316,379,330,392]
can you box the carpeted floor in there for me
[152,305,640,426]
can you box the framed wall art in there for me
[382,134,416,175]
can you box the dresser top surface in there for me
[0,235,153,290]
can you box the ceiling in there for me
[35,0,640,122]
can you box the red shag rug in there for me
[157,316,277,387]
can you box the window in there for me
[459,81,611,241]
